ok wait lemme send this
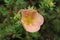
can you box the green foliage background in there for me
[0,0,60,40]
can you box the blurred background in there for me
[0,0,60,40]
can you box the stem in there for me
[26,31,31,40]
[3,14,9,23]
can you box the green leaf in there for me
[0,29,7,35]
[16,0,26,5]
[30,32,40,38]
[53,19,60,32]
[4,0,14,6]
[0,7,9,16]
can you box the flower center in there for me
[24,16,33,25]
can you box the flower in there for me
[49,2,55,7]
[18,8,44,32]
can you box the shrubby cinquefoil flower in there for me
[18,8,44,32]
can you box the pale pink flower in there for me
[18,8,44,32]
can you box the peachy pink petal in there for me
[20,9,44,32]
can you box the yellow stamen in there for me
[24,17,33,25]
